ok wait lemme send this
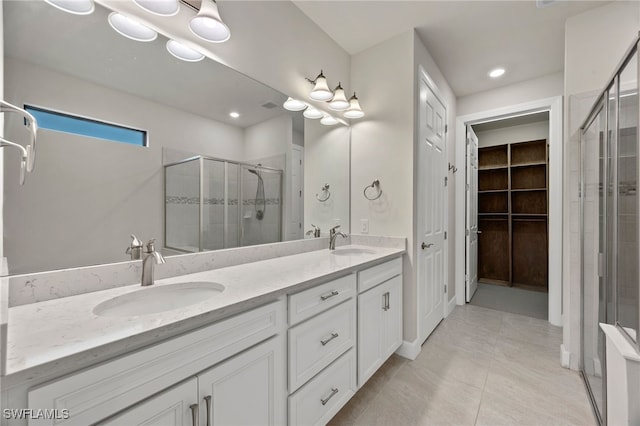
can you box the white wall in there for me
[4,58,245,274]
[351,31,416,340]
[475,120,549,148]
[563,1,640,370]
[303,120,350,235]
[458,72,564,117]
[414,32,458,306]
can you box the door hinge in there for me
[445,124,448,133]
[299,223,302,229]
[598,253,605,277]
[299,190,302,197]
[466,183,469,191]
[465,274,468,283]
[444,285,447,293]
[444,177,448,186]
[444,231,447,240]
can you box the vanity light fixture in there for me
[303,106,323,120]
[344,93,365,119]
[108,12,158,42]
[489,67,505,78]
[229,112,240,118]
[43,0,95,15]
[328,83,349,111]
[189,0,231,43]
[320,115,339,126]
[166,40,205,62]
[307,70,334,102]
[133,0,179,16]
[283,97,307,112]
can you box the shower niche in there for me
[164,155,283,253]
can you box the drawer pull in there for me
[320,332,339,346]
[190,404,198,426]
[383,292,390,311]
[204,395,212,426]
[320,387,339,406]
[320,290,339,301]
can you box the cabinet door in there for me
[381,275,403,359]
[357,285,384,387]
[197,336,286,426]
[99,378,198,426]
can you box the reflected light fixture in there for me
[489,67,505,78]
[283,97,307,112]
[308,70,334,102]
[133,0,179,16]
[303,107,323,119]
[344,93,365,119]
[108,12,158,42]
[329,83,349,111]
[43,0,94,15]
[320,115,339,126]
[229,112,240,118]
[166,40,205,62]
[189,0,231,43]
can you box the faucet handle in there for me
[145,239,157,252]
[329,225,341,233]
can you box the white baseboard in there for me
[395,338,422,360]
[560,343,571,369]
[446,297,457,317]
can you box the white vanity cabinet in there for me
[27,300,286,426]
[357,258,403,387]
[100,337,285,426]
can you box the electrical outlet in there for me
[360,219,369,234]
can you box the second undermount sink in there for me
[331,247,376,256]
[93,281,225,317]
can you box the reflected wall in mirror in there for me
[3,0,350,275]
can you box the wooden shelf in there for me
[478,139,548,291]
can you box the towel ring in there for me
[316,183,331,202]
[364,179,382,201]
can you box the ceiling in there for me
[4,0,303,131]
[293,0,609,97]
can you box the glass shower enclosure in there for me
[580,34,640,425]
[164,155,283,252]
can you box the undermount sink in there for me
[93,281,225,317]
[331,247,376,256]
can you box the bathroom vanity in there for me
[2,242,404,426]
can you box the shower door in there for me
[240,165,283,247]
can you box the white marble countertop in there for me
[5,244,404,384]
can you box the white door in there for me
[466,126,479,302]
[99,379,198,426]
[197,337,285,426]
[417,77,447,344]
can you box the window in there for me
[24,105,147,146]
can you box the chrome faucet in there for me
[125,234,143,260]
[306,224,321,238]
[141,239,166,286]
[329,225,348,250]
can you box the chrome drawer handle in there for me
[190,404,198,426]
[320,290,339,301]
[204,395,212,426]
[320,332,339,346]
[321,387,339,406]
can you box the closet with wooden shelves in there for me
[477,139,548,292]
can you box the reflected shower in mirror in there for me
[3,0,349,275]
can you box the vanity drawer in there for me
[288,299,356,392]
[27,299,285,426]
[358,257,402,293]
[288,273,356,325]
[288,348,357,426]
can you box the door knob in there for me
[477,230,483,234]
[421,242,434,249]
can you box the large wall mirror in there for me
[2,0,350,275]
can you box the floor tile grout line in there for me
[474,311,505,425]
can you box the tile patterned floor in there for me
[329,304,596,426]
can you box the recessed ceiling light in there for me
[489,68,505,78]
[108,13,158,42]
[229,112,240,118]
